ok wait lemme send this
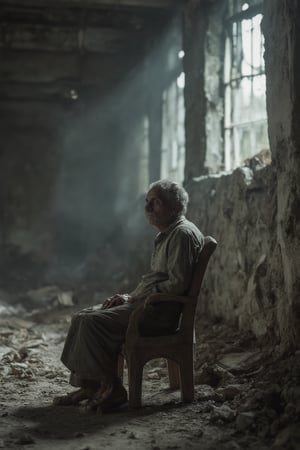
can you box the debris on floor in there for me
[0,288,299,450]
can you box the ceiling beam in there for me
[0,25,140,53]
[0,1,172,31]
[0,0,182,10]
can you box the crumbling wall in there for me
[263,0,300,349]
[187,164,276,340]
[204,1,226,173]
[185,0,300,351]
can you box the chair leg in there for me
[167,359,180,390]
[179,347,194,403]
[127,357,144,409]
[118,353,124,382]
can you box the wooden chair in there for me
[118,236,217,409]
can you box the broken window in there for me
[224,1,269,170]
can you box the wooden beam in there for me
[0,4,169,28]
[0,23,140,53]
[0,0,181,10]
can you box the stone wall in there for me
[184,0,300,351]
[187,164,276,340]
[263,0,300,350]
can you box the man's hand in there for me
[101,294,132,310]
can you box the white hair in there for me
[149,179,189,215]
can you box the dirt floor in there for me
[0,289,300,450]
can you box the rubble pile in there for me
[0,288,299,449]
[0,324,67,382]
[190,318,300,449]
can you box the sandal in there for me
[79,384,128,414]
[53,388,91,406]
[101,390,128,412]
[78,384,113,413]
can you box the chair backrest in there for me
[188,236,217,298]
[177,236,217,342]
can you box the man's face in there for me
[145,188,176,231]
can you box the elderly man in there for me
[53,179,204,412]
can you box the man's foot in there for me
[79,383,128,413]
[53,388,94,406]
[101,383,128,412]
[79,382,113,413]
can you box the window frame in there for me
[223,1,268,171]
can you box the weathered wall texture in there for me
[183,1,208,178]
[184,0,300,351]
[187,165,276,340]
[264,0,300,349]
[204,0,226,173]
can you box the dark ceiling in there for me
[0,0,183,53]
[0,0,184,102]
